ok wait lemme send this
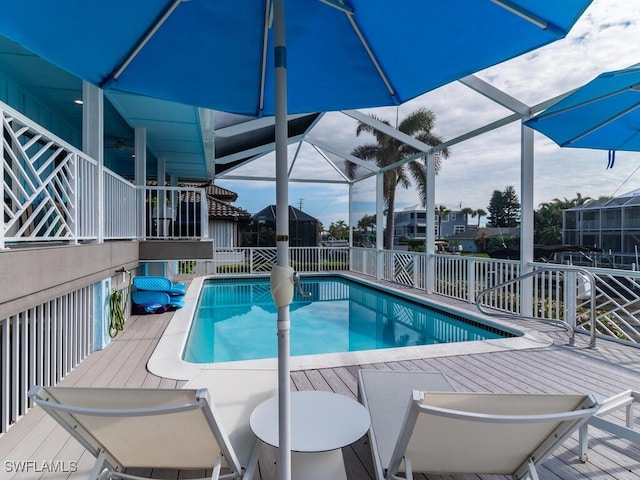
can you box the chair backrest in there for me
[388,391,600,479]
[29,386,242,474]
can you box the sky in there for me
[216,0,640,229]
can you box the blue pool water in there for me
[183,276,513,363]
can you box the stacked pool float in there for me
[131,276,186,314]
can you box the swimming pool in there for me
[182,276,515,363]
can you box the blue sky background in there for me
[217,0,640,229]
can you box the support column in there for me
[425,153,437,292]
[376,172,384,279]
[520,123,534,317]
[135,128,147,240]
[348,183,353,247]
[82,81,104,243]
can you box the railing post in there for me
[200,187,209,239]
[564,270,578,329]
[467,257,476,304]
[135,128,147,240]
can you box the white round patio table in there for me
[249,390,371,480]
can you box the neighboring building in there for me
[242,205,319,247]
[445,226,480,253]
[563,189,640,267]
[445,226,516,253]
[179,182,252,248]
[393,206,468,244]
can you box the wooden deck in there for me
[2,282,640,480]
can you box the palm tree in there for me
[435,204,451,239]
[472,208,487,228]
[460,207,474,225]
[534,193,592,245]
[346,108,449,249]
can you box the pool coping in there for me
[146,273,554,381]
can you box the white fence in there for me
[0,286,94,433]
[181,247,350,276]
[104,169,137,239]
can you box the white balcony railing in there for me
[1,101,207,247]
[143,186,209,240]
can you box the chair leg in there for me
[89,451,108,480]
[243,441,262,480]
[526,459,540,480]
[578,423,589,462]
[210,454,222,480]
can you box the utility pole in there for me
[298,198,304,210]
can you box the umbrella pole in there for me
[274,1,291,480]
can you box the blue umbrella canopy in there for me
[0,0,592,116]
[526,65,640,152]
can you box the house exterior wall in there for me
[394,209,467,243]
[563,201,640,267]
[0,70,80,147]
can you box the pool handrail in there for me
[475,265,597,349]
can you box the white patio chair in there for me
[357,369,457,480]
[358,371,600,480]
[578,389,640,462]
[28,386,253,480]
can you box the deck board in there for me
[2,282,640,480]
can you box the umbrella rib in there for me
[564,101,640,146]
[318,0,354,14]
[490,0,564,34]
[531,86,640,122]
[259,0,273,113]
[107,0,185,84]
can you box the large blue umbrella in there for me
[0,1,592,116]
[526,65,640,152]
[0,1,592,479]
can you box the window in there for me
[454,225,465,234]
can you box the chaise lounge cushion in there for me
[133,276,187,296]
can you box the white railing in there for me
[290,247,640,347]
[143,185,209,240]
[350,247,378,277]
[567,265,640,344]
[1,103,99,246]
[1,286,94,433]
[179,247,350,276]
[2,100,209,246]
[104,169,136,239]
